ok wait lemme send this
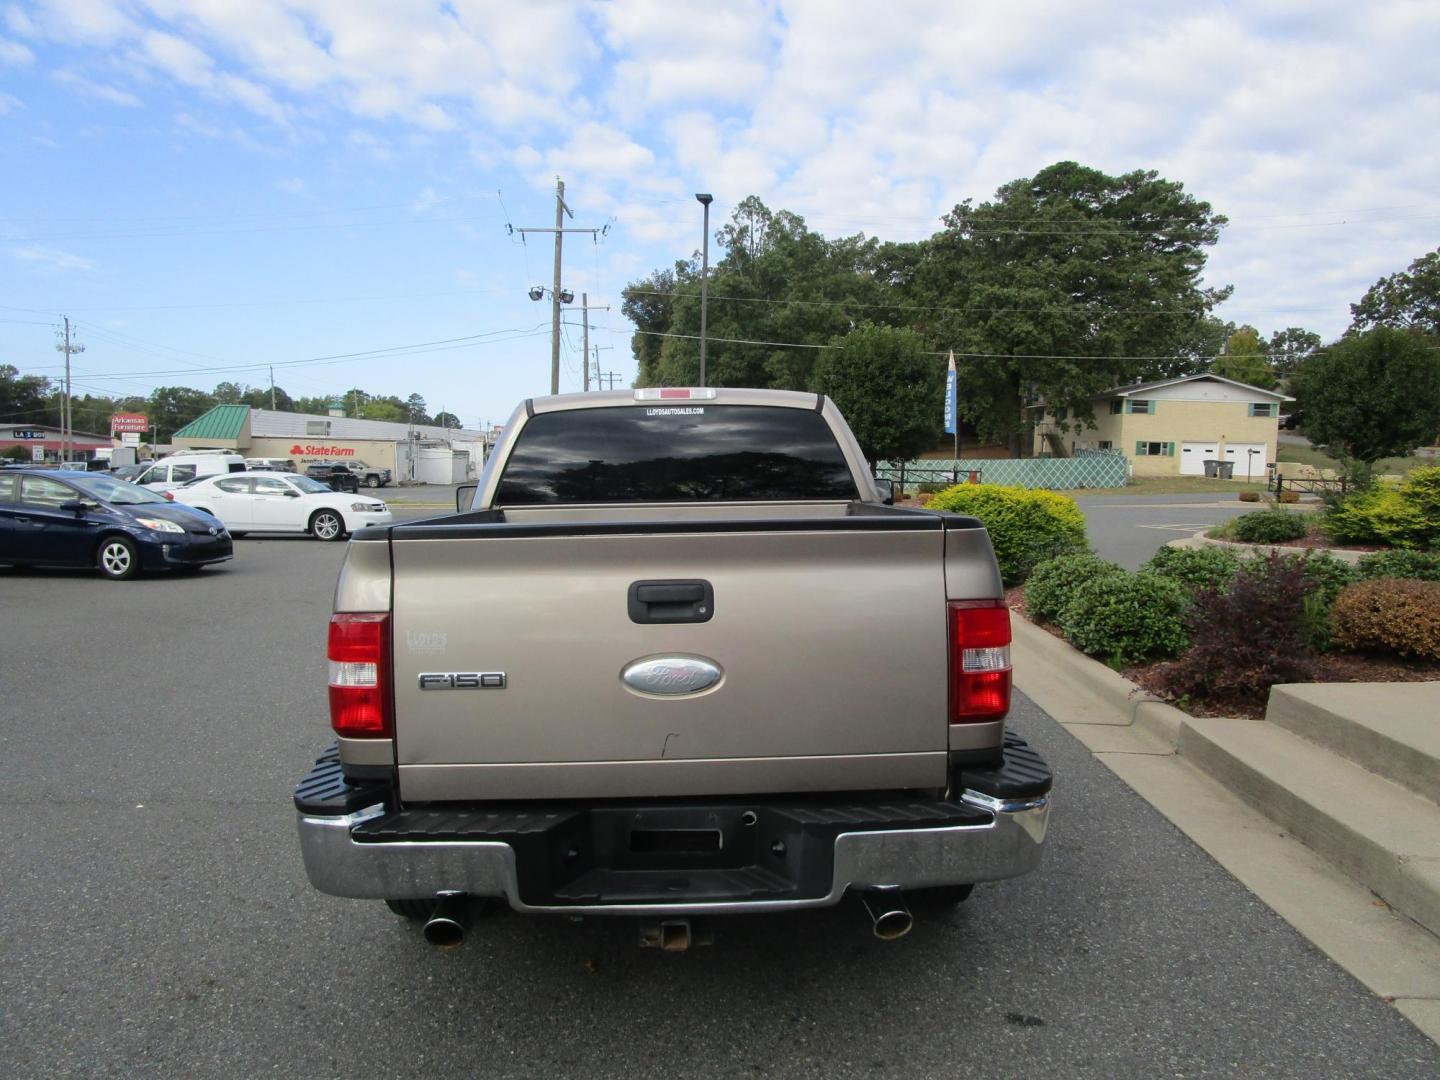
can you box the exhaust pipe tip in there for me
[860,888,913,941]
[423,892,470,949]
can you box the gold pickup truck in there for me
[294,388,1051,949]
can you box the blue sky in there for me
[2,0,1438,429]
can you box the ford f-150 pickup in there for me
[294,387,1052,948]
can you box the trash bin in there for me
[1203,459,1220,477]
[1216,461,1234,480]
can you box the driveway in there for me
[1072,492,1273,569]
[1,531,1435,1077]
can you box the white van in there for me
[130,451,247,493]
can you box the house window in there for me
[1126,399,1153,414]
[1098,440,1113,450]
[1109,400,1124,415]
[1134,441,1174,456]
[1248,402,1277,417]
[305,420,331,436]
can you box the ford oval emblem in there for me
[622,656,722,697]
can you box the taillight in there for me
[949,600,1012,723]
[328,613,392,738]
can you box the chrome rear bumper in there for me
[297,791,1049,916]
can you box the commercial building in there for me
[1,424,113,464]
[172,405,492,484]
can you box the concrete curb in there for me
[1176,528,1368,564]
[1010,610,1440,1043]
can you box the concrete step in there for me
[1179,714,1440,940]
[1267,684,1440,804]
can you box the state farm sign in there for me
[111,413,149,434]
[290,443,355,457]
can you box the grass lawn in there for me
[1277,442,1433,476]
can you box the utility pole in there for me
[269,366,276,411]
[592,344,613,391]
[579,294,612,391]
[55,317,84,464]
[515,177,605,395]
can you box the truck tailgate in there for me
[389,517,949,801]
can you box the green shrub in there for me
[1141,546,1241,595]
[1158,553,1317,701]
[1057,571,1190,667]
[1356,549,1440,582]
[1232,509,1309,544]
[927,483,1087,584]
[1324,487,1410,546]
[1323,466,1440,549]
[1331,578,1440,659]
[1023,553,1124,624]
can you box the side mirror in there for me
[873,478,895,506]
[61,499,92,515]
[455,482,479,512]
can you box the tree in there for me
[1212,326,1276,388]
[1298,327,1440,482]
[213,381,246,404]
[812,323,944,464]
[1350,248,1440,336]
[430,411,461,429]
[147,385,217,442]
[1266,327,1321,379]
[910,161,1230,452]
[405,393,429,424]
[0,364,51,421]
[360,398,407,423]
[627,198,891,390]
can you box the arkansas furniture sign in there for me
[110,413,149,434]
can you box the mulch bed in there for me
[1005,587,1440,721]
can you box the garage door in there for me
[1179,442,1219,476]
[1224,442,1268,480]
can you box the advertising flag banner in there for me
[943,351,957,435]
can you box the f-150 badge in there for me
[621,657,722,696]
[418,672,506,690]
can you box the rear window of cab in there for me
[495,405,859,504]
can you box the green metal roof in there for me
[173,404,250,440]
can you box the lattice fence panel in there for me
[878,452,1128,491]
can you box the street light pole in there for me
[695,193,712,388]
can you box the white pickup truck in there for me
[294,388,1051,948]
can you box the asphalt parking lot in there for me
[2,529,1436,1078]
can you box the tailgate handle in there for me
[629,580,714,624]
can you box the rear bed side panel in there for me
[389,524,950,801]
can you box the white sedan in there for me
[173,472,394,540]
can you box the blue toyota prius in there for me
[0,468,233,580]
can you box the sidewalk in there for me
[1012,615,1440,1044]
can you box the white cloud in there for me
[52,68,143,106]
[10,243,96,272]
[0,35,33,63]
[0,90,20,113]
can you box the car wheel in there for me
[907,884,974,908]
[310,510,345,541]
[97,536,140,580]
[366,475,380,488]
